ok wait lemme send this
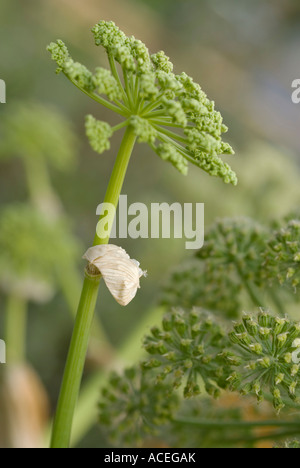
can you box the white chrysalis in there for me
[83,245,147,306]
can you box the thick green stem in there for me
[50,273,101,448]
[70,306,165,446]
[5,295,27,363]
[57,263,114,350]
[93,127,137,246]
[50,127,136,448]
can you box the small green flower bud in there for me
[229,332,241,344]
[245,361,257,371]
[289,381,297,395]
[202,355,212,364]
[257,357,271,369]
[243,318,258,336]
[240,383,252,395]
[196,344,205,355]
[294,253,300,262]
[234,323,246,334]
[85,115,113,154]
[156,341,168,354]
[259,327,271,340]
[236,332,251,345]
[275,374,284,385]
[249,343,263,355]
[189,309,200,325]
[151,326,162,339]
[144,342,159,355]
[142,358,162,369]
[273,387,281,399]
[292,338,300,348]
[284,353,293,364]
[175,317,187,336]
[180,338,193,351]
[191,323,201,338]
[252,381,261,396]
[290,324,300,341]
[164,351,177,361]
[226,372,240,389]
[258,312,271,328]
[219,351,241,366]
[184,382,201,398]
[291,365,300,377]
[160,331,173,343]
[184,359,193,369]
[277,332,289,349]
[287,268,295,279]
[274,318,288,336]
[162,314,173,332]
[273,397,285,413]
[163,365,173,375]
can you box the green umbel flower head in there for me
[48,20,236,183]
[0,102,77,171]
[143,308,230,398]
[264,220,300,291]
[197,217,269,286]
[224,311,300,412]
[98,366,179,447]
[0,204,81,302]
[160,259,242,319]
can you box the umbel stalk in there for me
[50,127,136,448]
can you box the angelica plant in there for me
[47,20,236,448]
[98,366,179,447]
[225,312,300,412]
[0,203,81,363]
[142,308,229,398]
[263,220,300,291]
[162,216,300,319]
[97,213,300,448]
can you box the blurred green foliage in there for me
[0,0,300,447]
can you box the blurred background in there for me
[0,0,300,448]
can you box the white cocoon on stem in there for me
[83,244,147,306]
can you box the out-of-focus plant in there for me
[0,102,77,218]
[97,213,300,448]
[0,102,86,313]
[0,103,82,448]
[47,20,236,448]
[0,364,49,448]
[161,216,300,319]
[0,203,82,361]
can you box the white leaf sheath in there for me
[83,245,147,306]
